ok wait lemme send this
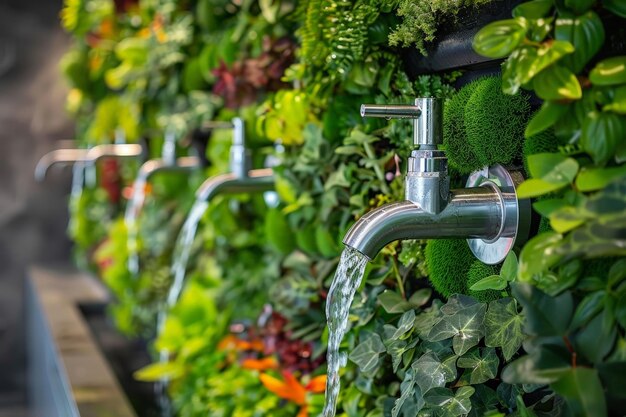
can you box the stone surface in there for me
[0,0,75,412]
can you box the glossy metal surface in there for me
[343,187,503,260]
[34,149,90,181]
[84,144,144,186]
[138,156,201,181]
[196,168,274,202]
[466,165,530,264]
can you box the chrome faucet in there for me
[34,147,90,182]
[342,98,530,265]
[83,143,144,187]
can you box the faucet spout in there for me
[343,186,505,260]
[34,149,90,181]
[195,168,274,202]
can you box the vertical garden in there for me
[58,0,626,415]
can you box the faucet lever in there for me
[361,98,442,149]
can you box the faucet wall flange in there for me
[466,164,530,265]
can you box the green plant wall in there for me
[60,0,626,416]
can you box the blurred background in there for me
[0,0,72,414]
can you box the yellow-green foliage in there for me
[467,260,501,303]
[465,76,530,167]
[425,239,476,298]
[443,79,483,174]
[523,128,560,175]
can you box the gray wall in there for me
[0,0,74,407]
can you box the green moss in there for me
[523,128,560,175]
[425,239,476,298]
[467,260,502,303]
[465,76,531,167]
[443,79,484,174]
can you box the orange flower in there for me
[259,371,327,417]
[217,334,265,352]
[241,356,278,371]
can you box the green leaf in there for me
[473,19,527,59]
[604,0,626,18]
[513,0,553,18]
[590,56,626,86]
[412,352,457,394]
[516,394,539,417]
[501,252,519,282]
[564,0,594,14]
[574,310,617,363]
[576,165,626,191]
[378,290,416,314]
[428,301,486,356]
[409,288,432,308]
[525,101,570,138]
[551,368,607,417]
[484,298,525,361]
[527,152,579,182]
[608,259,626,287]
[392,310,417,340]
[549,206,587,233]
[581,111,626,165]
[392,369,425,417]
[555,11,604,73]
[533,198,569,217]
[349,333,387,373]
[457,347,500,384]
[604,85,626,114]
[616,293,626,329]
[511,283,573,336]
[518,232,564,281]
[423,387,475,417]
[502,351,570,385]
[516,178,568,198]
[534,65,582,100]
[469,275,508,291]
[133,361,185,381]
[597,362,626,399]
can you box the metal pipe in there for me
[196,168,274,202]
[34,149,90,182]
[343,186,505,261]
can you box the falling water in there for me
[159,199,209,331]
[323,247,369,417]
[124,175,148,276]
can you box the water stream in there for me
[124,175,148,276]
[323,248,369,417]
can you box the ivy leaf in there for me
[428,301,486,356]
[392,369,425,417]
[533,65,582,100]
[388,310,417,340]
[457,347,500,384]
[387,337,419,373]
[551,368,607,417]
[590,56,626,86]
[555,11,604,73]
[473,19,527,59]
[484,298,525,361]
[412,352,457,395]
[511,283,573,336]
[349,333,386,374]
[525,101,570,138]
[423,386,475,417]
[518,232,564,281]
[581,111,626,165]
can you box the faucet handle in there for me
[360,98,442,149]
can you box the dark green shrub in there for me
[443,79,483,174]
[467,260,501,303]
[465,76,530,167]
[425,239,475,298]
